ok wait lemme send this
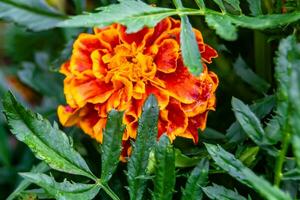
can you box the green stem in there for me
[274,131,291,186]
[97,181,120,200]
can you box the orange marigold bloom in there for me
[57,17,218,156]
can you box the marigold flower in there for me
[57,17,218,159]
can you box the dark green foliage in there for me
[6,162,49,200]
[127,94,159,200]
[232,97,272,146]
[0,127,10,166]
[181,158,209,200]
[153,134,175,200]
[205,143,291,200]
[203,183,247,200]
[179,14,203,75]
[205,14,237,41]
[2,92,95,180]
[233,56,270,94]
[101,110,125,183]
[58,0,173,33]
[20,173,100,200]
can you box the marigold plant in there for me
[1,0,300,200]
[57,17,218,158]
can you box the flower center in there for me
[103,43,157,83]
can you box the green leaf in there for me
[20,173,100,200]
[286,39,300,137]
[0,0,66,31]
[199,128,226,143]
[51,37,77,71]
[226,95,275,144]
[203,183,247,200]
[173,0,203,75]
[292,135,300,167]
[153,134,175,200]
[127,94,159,200]
[181,158,209,200]
[237,146,259,167]
[227,12,300,30]
[174,148,202,168]
[231,97,272,145]
[180,15,203,75]
[194,0,205,10]
[101,110,125,184]
[21,188,52,199]
[246,0,262,16]
[223,0,241,12]
[7,162,50,200]
[274,35,300,169]
[264,116,282,144]
[205,14,237,41]
[2,92,96,180]
[233,56,270,93]
[211,0,225,12]
[282,168,300,181]
[58,0,174,33]
[205,143,291,200]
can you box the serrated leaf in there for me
[7,162,50,200]
[0,0,66,31]
[173,0,203,75]
[226,95,275,144]
[246,0,262,16]
[181,158,209,200]
[127,94,159,200]
[153,134,175,200]
[233,56,270,93]
[180,15,203,75]
[232,97,272,145]
[2,92,96,180]
[205,143,291,200]
[205,14,237,41]
[227,12,300,30]
[285,37,300,137]
[101,110,125,184]
[203,183,247,200]
[21,173,100,200]
[58,0,174,33]
[274,35,300,168]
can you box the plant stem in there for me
[98,181,120,200]
[274,130,291,186]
